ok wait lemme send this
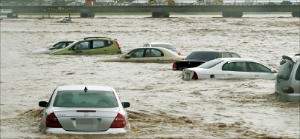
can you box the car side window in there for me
[53,42,65,49]
[92,40,106,48]
[74,41,89,50]
[222,62,234,71]
[151,49,163,57]
[222,53,231,58]
[92,40,113,49]
[129,49,144,58]
[230,53,241,58]
[248,62,272,73]
[145,49,163,57]
[222,62,247,71]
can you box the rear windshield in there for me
[277,58,294,80]
[198,59,223,69]
[53,91,118,108]
[186,52,219,61]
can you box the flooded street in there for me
[1,14,299,138]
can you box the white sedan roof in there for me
[217,58,259,62]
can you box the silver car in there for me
[39,85,131,134]
[143,42,182,55]
[275,54,300,102]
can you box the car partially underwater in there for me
[182,58,277,80]
[275,54,300,102]
[32,40,74,54]
[38,85,131,134]
[32,37,122,55]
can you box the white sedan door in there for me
[221,62,252,79]
[247,62,276,79]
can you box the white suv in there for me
[275,54,300,102]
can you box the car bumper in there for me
[45,128,128,134]
[275,91,300,102]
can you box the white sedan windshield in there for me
[198,59,223,69]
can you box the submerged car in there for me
[182,58,277,80]
[102,47,185,63]
[51,37,122,55]
[275,54,300,102]
[39,85,131,134]
[173,51,241,70]
[143,42,182,55]
[32,40,74,54]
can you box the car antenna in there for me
[84,86,88,92]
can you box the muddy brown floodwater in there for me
[1,14,299,138]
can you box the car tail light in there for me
[46,113,62,128]
[110,113,126,128]
[114,39,121,49]
[282,87,294,94]
[192,72,198,80]
[172,62,177,70]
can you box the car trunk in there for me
[53,108,119,132]
[175,61,205,70]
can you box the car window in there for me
[145,49,163,57]
[222,62,247,71]
[295,64,300,81]
[53,91,118,108]
[53,42,66,49]
[151,49,163,57]
[74,41,89,50]
[129,49,144,58]
[198,59,223,69]
[222,53,231,58]
[230,53,241,58]
[92,40,106,48]
[277,58,294,80]
[248,62,272,73]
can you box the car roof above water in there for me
[56,85,115,92]
[216,57,258,62]
[282,54,300,62]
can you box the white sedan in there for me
[182,58,277,80]
[39,85,130,134]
